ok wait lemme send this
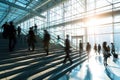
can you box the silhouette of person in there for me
[111,43,115,55]
[107,45,110,55]
[2,22,9,39]
[57,35,60,43]
[103,41,109,66]
[43,30,50,55]
[8,21,16,51]
[17,26,21,38]
[111,43,118,58]
[63,35,73,64]
[34,24,37,35]
[98,44,101,55]
[86,42,91,60]
[27,27,36,51]
[79,40,83,57]
[94,43,97,55]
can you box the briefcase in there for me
[113,54,118,58]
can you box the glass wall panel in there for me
[18,0,120,51]
[114,23,120,33]
[114,15,120,23]
[96,0,111,8]
[114,34,120,53]
[94,25,113,34]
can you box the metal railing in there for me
[21,28,77,50]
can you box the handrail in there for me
[48,31,77,49]
[36,29,65,47]
[47,31,65,46]
[21,28,76,50]
[21,29,28,35]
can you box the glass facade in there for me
[18,0,120,52]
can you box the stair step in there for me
[0,37,87,80]
[0,52,87,80]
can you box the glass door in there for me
[71,36,83,50]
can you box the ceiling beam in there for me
[42,9,120,29]
[34,0,51,10]
[0,0,45,18]
[36,0,67,13]
[16,0,67,25]
[15,13,34,24]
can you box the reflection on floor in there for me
[59,51,120,80]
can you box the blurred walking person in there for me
[63,35,73,64]
[103,42,110,66]
[2,22,9,39]
[17,26,21,38]
[57,35,60,43]
[111,43,115,55]
[86,42,91,61]
[94,43,97,55]
[27,27,36,51]
[98,44,101,55]
[79,40,83,57]
[111,43,118,58]
[8,21,16,51]
[34,24,37,35]
[43,30,51,55]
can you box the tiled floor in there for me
[59,51,120,80]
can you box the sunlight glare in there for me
[86,18,99,26]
